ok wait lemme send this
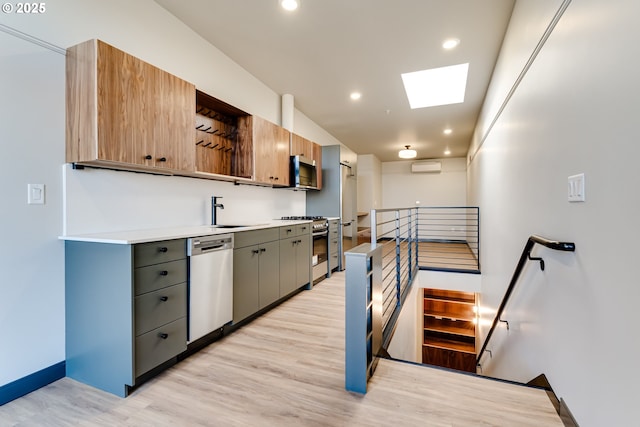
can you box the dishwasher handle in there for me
[188,234,234,256]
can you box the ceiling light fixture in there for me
[280,0,299,11]
[444,149,451,156]
[399,145,417,159]
[350,92,362,100]
[443,128,452,135]
[442,38,460,49]
[401,63,469,109]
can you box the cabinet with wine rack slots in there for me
[422,288,477,373]
[194,90,253,179]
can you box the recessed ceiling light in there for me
[280,0,299,11]
[399,145,417,159]
[350,92,362,101]
[443,128,452,135]
[442,38,460,50]
[444,149,451,156]
[401,63,469,109]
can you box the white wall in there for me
[468,0,640,425]
[0,32,65,386]
[382,158,467,208]
[0,0,343,388]
[356,154,382,229]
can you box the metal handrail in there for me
[476,235,576,367]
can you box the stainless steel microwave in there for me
[290,155,318,189]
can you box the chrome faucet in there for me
[211,196,224,225]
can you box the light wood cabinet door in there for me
[154,69,195,171]
[95,40,147,165]
[253,116,290,186]
[67,39,195,172]
[291,133,322,190]
[291,133,313,158]
[312,142,323,190]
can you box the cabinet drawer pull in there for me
[252,249,260,254]
[159,296,168,302]
[159,270,169,276]
[144,154,152,160]
[297,239,302,244]
[158,247,168,253]
[260,248,266,253]
[158,157,167,162]
[286,228,292,233]
[158,333,169,339]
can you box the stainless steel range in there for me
[282,216,329,283]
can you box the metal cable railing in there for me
[370,208,419,345]
[416,207,480,273]
[345,206,480,393]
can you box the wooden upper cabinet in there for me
[291,133,313,159]
[240,116,290,186]
[66,39,195,172]
[312,142,323,190]
[291,133,322,190]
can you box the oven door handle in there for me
[312,231,329,237]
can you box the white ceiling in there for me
[155,0,515,162]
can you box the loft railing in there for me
[416,207,480,273]
[369,208,419,345]
[476,235,576,368]
[345,206,479,393]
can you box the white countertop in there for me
[59,220,311,244]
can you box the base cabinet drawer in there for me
[134,282,187,336]
[135,317,187,377]
[329,252,339,270]
[134,259,187,295]
[134,239,186,267]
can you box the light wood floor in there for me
[0,272,561,426]
[419,241,479,271]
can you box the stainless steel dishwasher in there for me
[187,234,233,343]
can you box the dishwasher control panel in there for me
[187,234,234,256]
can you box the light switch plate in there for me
[567,174,585,202]
[28,184,45,205]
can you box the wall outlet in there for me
[27,184,45,205]
[567,174,585,202]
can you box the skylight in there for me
[401,63,469,109]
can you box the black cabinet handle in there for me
[158,157,167,162]
[252,249,260,254]
[159,247,168,253]
[159,270,168,276]
[158,333,168,339]
[159,296,168,302]
[144,155,152,160]
[286,228,292,233]
[274,177,279,181]
[260,248,266,252]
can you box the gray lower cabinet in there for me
[65,238,187,397]
[329,219,339,272]
[280,224,311,297]
[232,228,280,323]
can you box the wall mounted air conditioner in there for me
[411,161,441,173]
